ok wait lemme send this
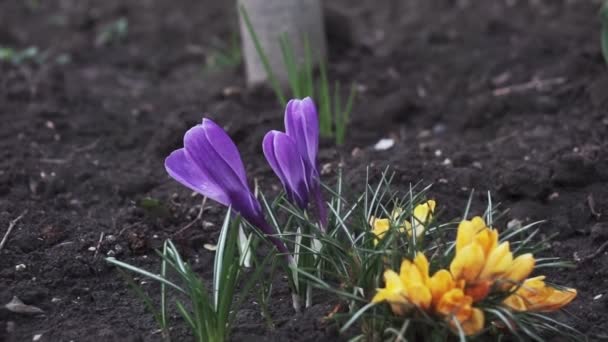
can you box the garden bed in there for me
[1,0,607,341]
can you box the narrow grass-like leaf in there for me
[106,257,185,294]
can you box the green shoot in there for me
[106,209,263,342]
[204,32,242,72]
[96,17,128,47]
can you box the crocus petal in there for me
[165,148,230,206]
[372,270,407,304]
[450,243,485,282]
[429,270,455,306]
[263,131,310,208]
[284,97,319,173]
[502,253,535,286]
[479,241,513,279]
[460,308,485,336]
[183,121,250,195]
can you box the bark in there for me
[238,0,327,87]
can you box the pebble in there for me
[593,294,603,301]
[15,264,26,271]
[33,334,43,341]
[434,149,442,157]
[88,246,96,252]
[373,138,395,151]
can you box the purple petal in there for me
[263,131,288,189]
[273,133,310,208]
[164,148,230,206]
[284,97,319,172]
[263,131,309,208]
[183,121,251,197]
[200,119,249,187]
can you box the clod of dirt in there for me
[4,296,44,315]
[551,151,598,186]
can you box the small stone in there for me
[51,297,61,303]
[204,244,217,251]
[202,221,215,228]
[438,178,448,184]
[5,296,44,315]
[106,250,116,257]
[105,235,117,243]
[472,161,482,169]
[33,334,43,341]
[373,138,395,151]
[88,246,96,252]
[593,294,603,301]
[351,147,363,158]
[442,158,452,166]
[15,264,26,271]
[434,149,442,157]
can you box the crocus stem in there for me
[314,184,328,231]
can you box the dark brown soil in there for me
[1,0,607,341]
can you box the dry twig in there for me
[0,210,28,252]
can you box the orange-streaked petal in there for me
[429,269,454,306]
[461,308,485,336]
[465,280,491,302]
[436,288,473,322]
[450,243,485,282]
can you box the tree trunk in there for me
[238,0,327,87]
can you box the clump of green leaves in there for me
[602,2,608,66]
[106,210,264,342]
[96,17,128,47]
[0,46,43,64]
[288,168,582,341]
[239,5,356,146]
[204,32,242,72]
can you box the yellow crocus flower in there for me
[369,200,435,245]
[503,276,577,312]
[451,217,536,301]
[435,286,485,336]
[374,252,484,336]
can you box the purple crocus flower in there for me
[165,118,289,256]
[263,97,327,227]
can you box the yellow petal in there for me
[504,276,577,312]
[450,243,485,282]
[537,288,577,312]
[370,217,390,245]
[436,288,473,322]
[372,270,407,304]
[406,282,432,310]
[413,252,430,285]
[429,269,454,306]
[413,200,435,225]
[470,216,487,232]
[455,219,476,253]
[461,308,485,336]
[501,253,535,287]
[473,227,498,257]
[400,259,424,285]
[503,293,528,311]
[479,242,513,279]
